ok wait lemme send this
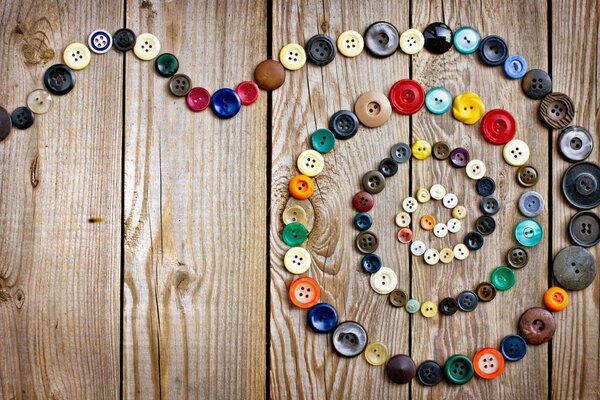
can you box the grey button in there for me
[562,162,600,209]
[475,215,496,236]
[480,195,500,215]
[169,73,192,97]
[518,191,544,217]
[457,290,478,312]
[568,211,600,248]
[390,143,411,163]
[558,126,593,162]
[553,245,597,291]
[332,321,368,357]
[364,21,400,57]
[362,170,386,194]
[329,110,359,140]
[305,34,336,66]
[521,69,552,100]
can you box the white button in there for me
[283,247,312,274]
[466,159,486,180]
[423,248,439,265]
[134,33,161,61]
[297,150,324,177]
[410,240,426,256]
[430,184,446,200]
[395,212,411,227]
[337,30,364,57]
[503,139,530,166]
[447,218,462,233]
[26,89,53,114]
[88,29,113,54]
[439,248,454,264]
[433,223,448,238]
[370,267,397,294]
[453,243,470,260]
[402,197,418,213]
[442,193,458,208]
[399,28,424,54]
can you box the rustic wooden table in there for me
[0,0,598,399]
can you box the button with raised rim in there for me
[569,211,600,247]
[354,91,392,128]
[402,197,418,213]
[364,21,399,58]
[500,334,527,361]
[447,218,461,233]
[186,87,211,112]
[356,231,378,254]
[515,219,543,247]
[518,307,556,345]
[430,184,446,200]
[169,74,192,97]
[540,92,575,129]
[305,34,336,66]
[329,110,359,140]
[473,347,505,379]
[282,205,307,226]
[491,266,516,291]
[464,231,484,251]
[405,299,420,313]
[155,53,179,77]
[410,240,427,256]
[44,64,76,96]
[88,29,112,54]
[433,223,448,238]
[423,248,440,265]
[113,28,135,52]
[476,176,496,196]
[210,88,241,118]
[544,287,569,312]
[444,354,474,385]
[420,301,437,318]
[481,109,517,145]
[478,35,508,66]
[553,245,596,290]
[337,30,364,57]
[440,297,459,315]
[452,92,485,125]
[503,139,530,166]
[289,276,320,309]
[432,141,450,160]
[370,267,397,294]
[254,60,285,90]
[353,191,374,212]
[480,195,500,216]
[284,247,312,274]
[558,126,593,162]
[361,254,382,273]
[416,188,431,203]
[417,360,443,386]
[503,54,528,79]
[297,149,324,177]
[399,28,424,55]
[522,69,552,99]
[453,26,480,54]
[133,33,160,60]
[519,191,544,217]
[562,162,600,209]
[507,246,529,269]
[63,42,91,70]
[425,87,452,114]
[439,248,454,263]
[235,81,259,105]
[475,215,496,236]
[389,80,425,115]
[476,282,496,302]
[307,303,338,333]
[11,107,34,130]
[310,128,336,153]
[397,228,413,244]
[466,159,486,179]
[423,22,453,54]
[386,354,416,384]
[517,165,539,187]
[389,289,408,307]
[453,243,470,260]
[395,212,411,228]
[362,170,386,194]
[353,212,373,231]
[443,193,458,209]
[332,321,368,357]
[279,43,306,70]
[364,342,389,366]
[457,290,478,312]
[449,147,470,168]
[391,142,411,163]
[281,222,307,246]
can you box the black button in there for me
[364,21,399,58]
[379,157,398,177]
[521,69,552,100]
[305,34,336,66]
[390,143,411,163]
[361,253,382,273]
[480,195,500,215]
[0,106,12,142]
[113,28,136,52]
[476,176,496,196]
[507,246,529,269]
[478,35,508,66]
[329,110,359,140]
[11,106,34,130]
[475,282,496,302]
[562,162,600,209]
[423,22,453,54]
[568,210,600,247]
[417,360,443,386]
[464,231,484,251]
[457,290,478,312]
[439,297,458,315]
[475,215,496,236]
[44,64,76,96]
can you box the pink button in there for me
[186,87,211,112]
[397,228,413,244]
[235,81,259,105]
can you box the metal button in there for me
[362,170,386,194]
[562,162,600,209]
[553,245,596,290]
[364,21,400,57]
[558,126,593,162]
[332,321,368,357]
[568,211,600,247]
[356,231,378,254]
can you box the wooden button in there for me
[354,91,392,128]
[539,92,575,129]
[518,307,556,345]
[386,355,416,384]
[254,60,285,90]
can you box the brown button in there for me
[254,60,286,90]
[517,165,539,187]
[354,90,392,128]
[169,73,192,97]
[420,215,436,230]
[352,191,374,212]
[518,307,556,345]
[389,289,408,307]
[362,170,386,194]
[432,141,450,160]
[539,92,575,129]
[386,354,416,384]
[356,231,378,254]
[507,246,529,269]
[521,69,552,100]
[0,106,11,142]
[475,282,496,302]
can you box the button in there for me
[10,107,34,130]
[443,354,474,385]
[354,91,392,128]
[395,212,411,227]
[281,222,307,246]
[390,143,411,163]
[389,289,408,307]
[432,141,450,160]
[362,170,386,194]
[514,219,543,247]
[480,109,517,145]
[43,64,76,96]
[447,218,461,233]
[289,175,315,200]
[399,28,424,54]
[420,301,437,318]
[307,303,338,333]
[386,355,416,384]
[186,87,211,112]
[517,165,539,187]
[453,243,469,260]
[310,128,336,153]
[353,212,373,231]
[457,290,478,312]
[411,140,431,160]
[352,191,374,212]
[503,139,530,166]
[439,248,454,263]
[329,110,359,140]
[449,148,470,168]
[476,177,496,196]
[507,246,529,269]
[453,26,480,54]
[284,247,312,274]
[210,88,241,119]
[518,307,556,345]
[553,245,596,290]
[425,87,452,114]
[442,193,458,209]
[356,231,378,254]
[430,184,446,200]
[402,197,418,213]
[539,92,575,129]
[133,33,160,60]
[235,81,259,105]
[397,228,413,244]
[332,321,368,357]
[364,21,399,57]
[0,107,11,141]
[521,69,552,100]
[389,79,425,115]
[518,191,544,217]
[423,248,440,265]
[476,282,496,302]
[423,22,453,54]
[26,89,53,115]
[478,35,508,66]
[475,215,496,236]
[433,223,448,238]
[416,188,430,203]
[439,297,459,315]
[337,30,364,57]
[405,299,420,313]
[503,54,528,79]
[63,42,91,70]
[464,231,484,251]
[490,266,516,291]
[297,150,324,177]
[452,92,485,125]
[417,360,443,386]
[88,29,112,54]
[500,334,527,361]
[279,43,306,70]
[544,287,569,312]
[466,160,486,180]
[420,215,436,230]
[305,34,336,66]
[169,74,192,97]
[473,347,505,379]
[154,53,179,77]
[254,60,285,90]
[562,162,600,209]
[410,240,427,256]
[558,126,593,162]
[364,342,389,366]
[361,253,382,273]
[282,205,307,226]
[113,28,136,52]
[370,267,397,294]
[288,276,320,309]
[569,211,600,247]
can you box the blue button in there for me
[518,191,544,217]
[453,27,481,54]
[353,212,373,231]
[210,88,241,119]
[504,55,528,79]
[361,253,381,273]
[500,334,527,361]
[476,176,496,197]
[307,303,338,333]
[514,219,543,247]
[425,87,452,115]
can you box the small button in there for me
[63,42,91,70]
[10,107,34,130]
[210,88,241,119]
[503,54,528,79]
[337,30,364,57]
[420,301,437,318]
[169,74,192,97]
[425,87,452,114]
[457,290,478,312]
[442,193,458,209]
[410,240,427,256]
[439,297,459,315]
[405,299,420,313]
[539,92,575,129]
[507,246,529,269]
[423,22,453,54]
[364,342,390,366]
[329,110,359,140]
[514,219,543,247]
[449,147,470,168]
[364,21,400,58]
[352,191,374,212]
[154,53,179,77]
[389,80,425,115]
[517,165,539,187]
[416,188,430,203]
[439,248,454,263]
[476,177,496,196]
[443,354,474,385]
[490,266,516,291]
[310,128,336,153]
[395,212,411,228]
[480,109,517,145]
[113,28,136,52]
[389,288,408,307]
[453,26,480,54]
[464,231,484,251]
[562,162,600,209]
[332,321,368,357]
[476,282,496,302]
[417,360,443,386]
[466,160,486,180]
[289,174,315,200]
[518,307,556,345]
[478,35,509,66]
[402,197,418,213]
[452,92,485,125]
[452,205,467,219]
[433,223,448,238]
[254,60,285,90]
[279,43,306,70]
[423,248,440,265]
[475,215,496,236]
[297,150,324,177]
[186,87,211,112]
[282,205,307,226]
[354,91,392,128]
[447,218,461,233]
[522,69,552,99]
[370,267,397,294]
[43,64,76,96]
[362,170,386,194]
[543,287,569,312]
[399,28,424,54]
[473,347,505,379]
[361,253,382,273]
[500,334,527,361]
[432,141,450,160]
[558,126,593,162]
[356,231,379,254]
[411,140,431,160]
[502,139,530,166]
[569,210,600,247]
[284,247,312,274]
[288,276,320,309]
[281,222,307,246]
[430,184,447,200]
[390,143,412,163]
[397,228,413,244]
[386,354,416,384]
[235,81,259,105]
[420,215,436,230]
[305,34,336,66]
[553,245,596,290]
[87,29,112,54]
[26,89,53,115]
[518,191,545,217]
[133,33,161,60]
[307,303,338,333]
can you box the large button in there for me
[540,92,575,129]
[44,64,76,96]
[332,321,368,357]
[423,22,453,54]
[514,219,543,247]
[63,42,91,70]
[26,89,53,114]
[397,228,413,244]
[113,28,136,52]
[88,29,112,54]
[353,212,373,231]
[449,147,469,168]
[362,170,386,194]
[475,215,496,236]
[490,266,515,291]
[11,107,34,130]
[476,282,496,302]
[411,140,431,160]
[517,165,539,187]
[337,30,364,57]
[282,204,307,226]
[210,88,241,119]
[281,222,307,246]
[395,212,411,227]
[329,110,359,140]
[518,191,544,217]
[169,74,192,97]
[391,143,411,163]
[425,87,452,114]
[289,175,315,200]
[0,107,12,141]
[480,195,500,215]
[353,191,374,212]
[297,149,324,177]
[405,299,420,314]
[306,34,336,66]
[417,360,443,386]
[553,245,596,290]
[439,297,459,315]
[356,231,378,254]
[279,43,306,70]
[420,301,437,318]
[386,355,416,384]
[481,109,517,145]
[361,253,382,273]
[402,197,418,213]
[569,211,600,247]
[543,287,569,312]
[284,247,312,274]
[364,342,389,366]
[521,69,552,99]
[307,303,338,333]
[399,28,424,54]
[558,126,593,162]
[370,267,397,294]
[466,159,486,180]
[310,128,336,153]
[235,81,259,105]
[443,354,474,385]
[288,276,320,309]
[478,35,508,66]
[410,240,427,256]
[503,54,528,79]
[430,184,446,200]
[473,348,505,379]
[389,289,408,307]
[133,33,160,60]
[457,290,478,312]
[423,248,440,265]
[507,246,529,269]
[354,91,392,128]
[186,87,211,112]
[254,60,285,90]
[452,92,485,125]
[503,139,530,166]
[453,26,480,54]
[432,141,450,160]
[155,53,179,77]
[562,162,600,209]
[500,334,527,361]
[464,231,484,251]
[364,21,399,58]
[518,307,556,345]
[389,79,425,115]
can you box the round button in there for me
[169,74,192,97]
[399,28,424,54]
[558,126,593,162]
[444,354,474,385]
[553,245,596,291]
[466,160,486,180]
[416,188,430,203]
[395,212,411,228]
[305,34,336,66]
[0,109,10,140]
[473,347,505,379]
[569,211,600,247]
[113,28,135,52]
[507,246,529,269]
[517,165,539,187]
[254,60,285,90]
[443,193,458,209]
[155,53,179,77]
[397,228,413,244]
[356,232,378,254]
[423,22,453,54]
[352,191,374,212]
[453,26,480,54]
[503,139,530,166]
[476,177,496,196]
[186,87,211,112]
[491,266,516,291]
[405,299,420,313]
[417,360,443,386]
[386,355,416,384]
[439,297,459,315]
[478,35,508,66]
[464,231,484,251]
[288,276,320,309]
[503,54,528,79]
[447,218,462,233]
[297,150,324,177]
[361,254,382,273]
[433,223,448,238]
[391,143,411,163]
[289,175,315,200]
[364,21,400,58]
[518,307,556,345]
[279,43,306,70]
[307,303,338,333]
[519,191,545,217]
[337,30,364,57]
[281,222,307,246]
[515,219,543,247]
[63,42,91,70]
[11,107,34,130]
[389,79,425,115]
[362,170,386,194]
[133,33,160,60]
[423,248,440,265]
[420,215,436,230]
[457,290,478,312]
[430,184,447,201]
[425,87,452,114]
[353,212,373,231]
[235,81,259,105]
[452,205,467,220]
[411,140,431,160]
[282,205,307,226]
[452,92,485,125]
[449,147,470,168]
[332,321,368,357]
[389,289,408,307]
[500,334,527,362]
[364,342,389,366]
[481,109,517,145]
[329,110,359,140]
[26,89,53,115]
[453,243,470,260]
[476,282,496,302]
[543,287,569,312]
[402,197,418,213]
[310,128,336,153]
[475,215,496,236]
[420,301,437,318]
[522,69,552,100]
[210,88,241,119]
[432,141,450,160]
[354,91,392,128]
[43,64,76,96]
[562,162,600,209]
[284,247,312,274]
[439,248,454,263]
[540,92,575,129]
[88,29,112,54]
[370,267,397,294]
[410,240,427,256]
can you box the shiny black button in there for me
[417,360,443,386]
[480,195,500,215]
[390,143,411,163]
[562,162,600,209]
[44,64,76,96]
[11,106,34,130]
[475,215,496,236]
[305,34,336,66]
[0,106,11,141]
[439,297,458,316]
[379,158,398,177]
[464,231,484,251]
[568,210,600,247]
[423,22,453,54]
[113,28,136,52]
[478,35,508,66]
[521,69,552,100]
[329,110,359,140]
[476,176,496,196]
[457,290,478,312]
[364,21,399,58]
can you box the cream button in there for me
[26,89,53,114]
[430,184,446,200]
[337,30,364,57]
[399,28,425,54]
[395,212,411,227]
[466,159,486,180]
[410,240,426,256]
[63,43,91,71]
[443,193,458,208]
[402,197,418,213]
[503,139,530,166]
[447,218,462,233]
[453,243,470,260]
[370,267,397,294]
[134,33,161,61]
[423,248,440,265]
[282,204,308,226]
[433,223,448,238]
[297,150,324,176]
[416,187,431,203]
[279,43,307,70]
[420,300,437,317]
[439,248,454,263]
[283,247,312,274]
[452,205,467,219]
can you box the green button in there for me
[443,354,474,385]
[491,265,516,291]
[514,219,543,247]
[310,128,336,153]
[281,222,307,246]
[154,53,180,77]
[405,299,420,314]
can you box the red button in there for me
[235,81,259,105]
[397,228,413,243]
[289,276,321,309]
[186,87,211,112]
[352,191,374,212]
[389,79,425,115]
[480,109,517,145]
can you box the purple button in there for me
[450,147,470,168]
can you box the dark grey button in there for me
[0,106,12,141]
[439,297,458,315]
[517,165,539,187]
[356,231,378,254]
[169,74,192,97]
[113,28,136,52]
[480,195,500,215]
[568,211,600,248]
[362,170,386,194]
[475,215,496,236]
[507,246,529,269]
[329,110,359,140]
[10,107,34,130]
[332,321,368,357]
[364,21,399,57]
[417,360,443,386]
[305,34,336,66]
[518,191,544,217]
[464,231,484,251]
[553,245,597,290]
[476,177,496,196]
[558,126,593,162]
[390,143,411,163]
[478,35,508,66]
[457,290,478,312]
[44,64,76,96]
[562,162,600,209]
[521,69,552,100]
[379,158,398,177]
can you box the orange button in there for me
[543,287,569,312]
[473,347,505,379]
[420,215,436,230]
[289,276,321,309]
[289,175,315,200]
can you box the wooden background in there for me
[0,0,598,399]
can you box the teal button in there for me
[491,266,516,291]
[514,219,543,247]
[310,128,336,153]
[425,87,452,115]
[444,354,474,385]
[154,53,180,77]
[281,222,308,246]
[453,27,481,54]
[405,299,420,314]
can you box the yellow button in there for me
[503,139,530,166]
[412,140,432,160]
[399,28,424,54]
[297,150,324,177]
[282,204,307,226]
[337,30,364,57]
[416,188,430,203]
[395,212,411,227]
[364,342,389,366]
[420,300,437,318]
[466,159,486,179]
[134,33,161,61]
[453,243,470,260]
[439,248,454,264]
[429,184,446,200]
[279,43,306,70]
[284,247,312,274]
[402,197,418,213]
[63,43,91,71]
[420,215,436,230]
[452,92,485,125]
[452,205,467,220]
[423,248,439,265]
